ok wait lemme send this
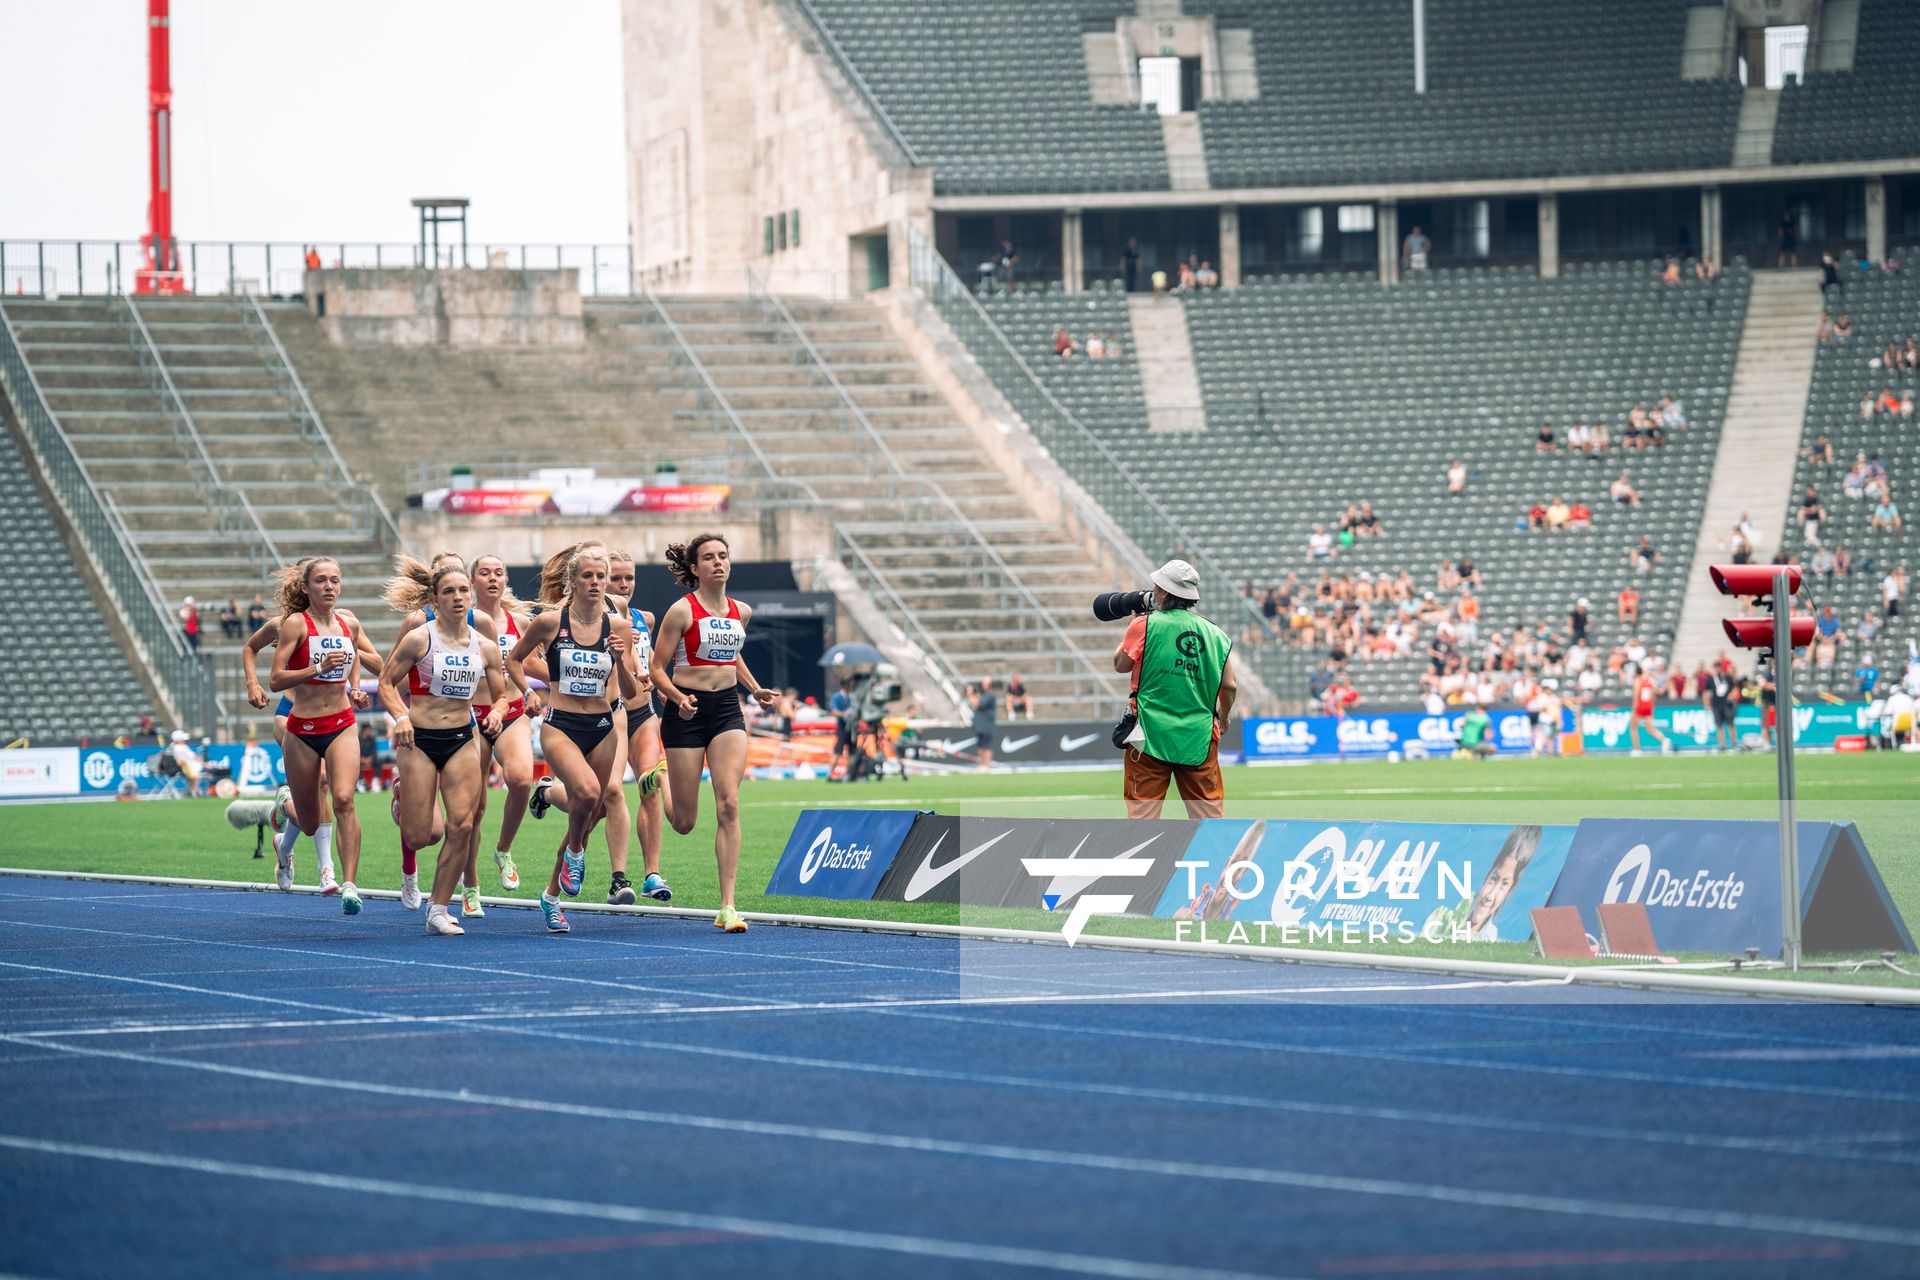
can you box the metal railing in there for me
[1,240,635,299]
[237,290,403,552]
[0,303,218,731]
[643,289,973,716]
[786,0,922,168]
[751,275,1120,712]
[906,224,1266,644]
[118,296,284,584]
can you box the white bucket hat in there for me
[1150,559,1200,600]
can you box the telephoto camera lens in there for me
[1092,590,1151,622]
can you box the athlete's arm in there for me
[733,602,777,708]
[379,628,427,746]
[345,617,372,709]
[649,599,695,716]
[244,618,280,706]
[479,637,510,735]
[607,616,641,703]
[507,611,555,699]
[268,616,317,692]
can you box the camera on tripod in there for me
[1092,590,1154,621]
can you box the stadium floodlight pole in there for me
[1774,566,1802,971]
[1412,0,1427,94]
[136,0,186,295]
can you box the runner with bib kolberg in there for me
[1104,559,1236,820]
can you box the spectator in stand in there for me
[1618,584,1641,626]
[1446,459,1468,495]
[1526,500,1548,532]
[1800,485,1828,544]
[1176,257,1198,292]
[303,246,322,272]
[1535,421,1557,453]
[1121,238,1141,293]
[1878,386,1901,416]
[1086,331,1106,359]
[1568,597,1591,644]
[246,594,269,633]
[1568,498,1593,529]
[1006,673,1032,721]
[1456,554,1482,588]
[996,240,1019,292]
[1858,653,1881,699]
[1052,327,1079,362]
[178,596,201,653]
[1812,544,1837,580]
[1659,396,1688,430]
[219,598,242,641]
[1105,332,1125,359]
[1458,588,1481,645]
[1903,391,1916,418]
[1353,501,1382,539]
[1802,434,1835,470]
[1401,225,1431,274]
[1660,258,1682,287]
[1861,391,1878,420]
[1196,260,1219,289]
[1308,524,1334,559]
[1777,208,1799,268]
[1816,605,1845,647]
[1151,266,1168,298]
[1630,535,1661,575]
[1884,566,1905,620]
[1873,495,1904,538]
[1590,421,1612,455]
[1695,257,1717,282]
[1545,495,1571,532]
[1820,252,1843,302]
[1835,544,1854,577]
[1610,473,1641,507]
[1568,421,1591,453]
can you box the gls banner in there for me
[763,809,921,900]
[1548,818,1915,956]
[1241,709,1564,760]
[1153,819,1574,944]
[910,721,1116,766]
[871,815,1193,913]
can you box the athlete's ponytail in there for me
[274,557,339,616]
[540,541,610,609]
[383,554,436,614]
[664,533,727,590]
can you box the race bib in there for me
[558,647,612,697]
[430,650,480,701]
[695,617,744,664]
[311,634,352,682]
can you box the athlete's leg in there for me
[632,719,667,879]
[601,711,632,883]
[663,747,706,836]
[486,715,534,885]
[705,729,749,909]
[432,746,483,915]
[538,722,616,898]
[322,730,364,895]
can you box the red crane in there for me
[136,0,188,294]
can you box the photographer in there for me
[1111,560,1235,819]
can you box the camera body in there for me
[1092,589,1154,622]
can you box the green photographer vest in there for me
[1136,607,1231,767]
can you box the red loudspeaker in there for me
[1710,564,1803,597]
[1723,616,1817,649]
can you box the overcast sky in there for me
[0,0,628,247]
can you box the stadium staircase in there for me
[1126,297,1207,432]
[0,413,158,741]
[0,296,394,731]
[599,292,1126,717]
[1673,269,1824,671]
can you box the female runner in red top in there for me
[268,557,373,914]
[471,553,536,894]
[649,533,777,934]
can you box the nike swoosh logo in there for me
[1042,833,1164,909]
[1059,733,1100,752]
[902,829,1014,902]
[935,737,978,753]
[1000,735,1040,753]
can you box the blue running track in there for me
[0,874,1917,1278]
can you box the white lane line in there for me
[4,1035,1917,1252]
[0,1133,1278,1280]
[870,1007,1920,1107]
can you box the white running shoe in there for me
[493,848,521,891]
[341,882,362,916]
[319,866,340,896]
[426,909,465,937]
[1661,740,1675,755]
[400,872,422,911]
[272,785,292,834]
[275,846,295,892]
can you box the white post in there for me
[1412,0,1427,93]
[1773,568,1802,970]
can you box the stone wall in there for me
[306,268,583,346]
[620,0,932,296]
